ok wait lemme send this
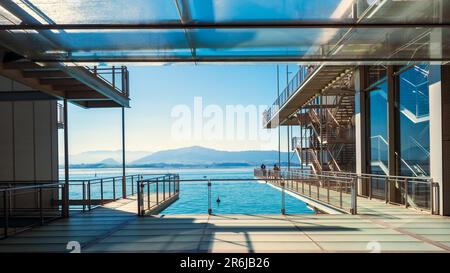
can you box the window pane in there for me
[367,65,387,88]
[369,81,388,175]
[399,65,430,177]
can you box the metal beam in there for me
[30,57,450,64]
[82,100,122,108]
[65,91,106,100]
[40,78,82,85]
[0,59,65,99]
[52,84,95,91]
[22,70,68,78]
[1,21,449,31]
[0,91,57,101]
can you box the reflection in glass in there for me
[367,65,387,87]
[369,81,389,175]
[368,80,388,199]
[399,65,430,176]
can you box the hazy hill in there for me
[64,150,151,164]
[132,146,296,165]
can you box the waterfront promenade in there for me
[1,193,450,253]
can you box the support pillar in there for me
[121,107,126,199]
[429,2,449,215]
[277,65,281,168]
[354,66,368,195]
[287,125,290,170]
[300,120,303,170]
[63,99,69,217]
[387,66,400,202]
[319,95,323,172]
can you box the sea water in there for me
[60,167,314,214]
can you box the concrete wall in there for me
[0,75,59,182]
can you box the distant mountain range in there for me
[67,146,297,168]
[63,150,151,165]
[132,146,295,165]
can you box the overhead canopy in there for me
[0,0,449,64]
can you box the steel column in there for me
[208,180,212,215]
[281,181,286,215]
[82,181,86,212]
[277,65,281,168]
[287,125,290,170]
[63,99,69,217]
[87,181,91,210]
[121,107,126,199]
[113,178,116,200]
[404,179,409,208]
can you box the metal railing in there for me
[254,169,357,214]
[272,168,437,214]
[0,182,66,239]
[137,174,180,216]
[318,170,437,214]
[0,173,160,238]
[86,66,130,97]
[263,65,318,125]
[139,176,329,216]
[68,174,162,211]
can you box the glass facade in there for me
[367,64,431,179]
[368,81,389,175]
[398,65,430,176]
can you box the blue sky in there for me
[60,64,298,156]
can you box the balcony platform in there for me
[265,65,352,128]
[1,195,450,253]
[0,49,129,108]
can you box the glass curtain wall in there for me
[367,67,389,175]
[367,66,389,199]
[398,65,430,177]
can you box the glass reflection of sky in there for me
[369,80,388,174]
[399,65,430,176]
[184,0,347,22]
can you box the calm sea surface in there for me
[60,167,313,214]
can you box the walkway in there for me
[0,195,450,253]
[280,180,427,216]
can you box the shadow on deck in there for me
[1,197,450,253]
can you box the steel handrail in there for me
[281,168,436,214]
[286,166,432,182]
[85,66,129,96]
[319,170,432,182]
[255,169,357,214]
[1,182,66,239]
[0,182,64,193]
[264,65,318,124]
[137,174,180,216]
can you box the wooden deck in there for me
[1,192,450,253]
